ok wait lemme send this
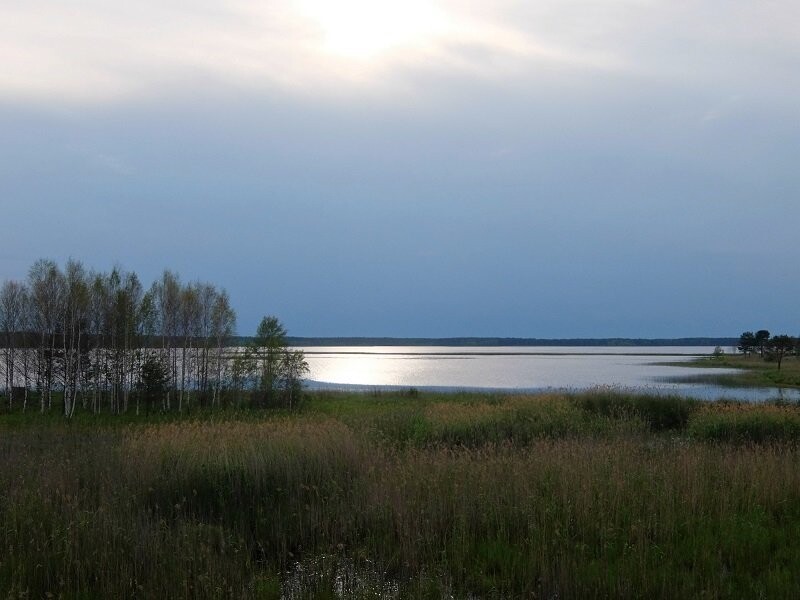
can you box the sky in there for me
[1,0,799,338]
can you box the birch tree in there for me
[210,290,236,407]
[280,350,309,410]
[28,259,65,412]
[1,280,28,410]
[151,270,181,410]
[62,259,89,417]
[197,283,217,402]
[178,283,201,411]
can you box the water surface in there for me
[300,346,800,402]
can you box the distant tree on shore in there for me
[738,330,798,370]
[755,330,771,358]
[738,331,757,355]
[768,335,795,371]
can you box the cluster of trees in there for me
[230,316,309,411]
[738,330,798,370]
[0,259,307,416]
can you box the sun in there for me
[297,0,448,60]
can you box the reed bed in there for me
[2,391,800,598]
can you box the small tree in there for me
[768,335,795,371]
[253,316,287,407]
[280,349,309,410]
[137,353,169,414]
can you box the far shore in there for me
[285,336,737,347]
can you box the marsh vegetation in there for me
[3,389,800,598]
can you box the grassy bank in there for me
[670,354,800,388]
[3,390,800,598]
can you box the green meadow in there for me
[3,390,800,598]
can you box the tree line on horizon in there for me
[0,259,307,416]
[282,336,741,347]
[737,330,798,370]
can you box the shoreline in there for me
[661,354,800,389]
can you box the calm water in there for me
[299,346,800,402]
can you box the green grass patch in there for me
[669,354,800,388]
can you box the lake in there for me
[300,346,800,402]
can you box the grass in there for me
[3,390,800,597]
[669,353,800,388]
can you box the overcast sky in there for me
[2,0,799,337]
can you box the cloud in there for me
[1,1,312,103]
[9,0,797,107]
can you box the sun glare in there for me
[298,0,448,59]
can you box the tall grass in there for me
[2,391,800,597]
[574,388,698,431]
[689,402,800,444]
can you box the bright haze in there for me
[2,1,798,338]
